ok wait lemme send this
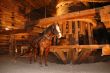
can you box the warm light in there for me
[5,28,10,30]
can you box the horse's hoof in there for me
[40,65,43,67]
[34,59,37,62]
[30,62,32,64]
[64,61,67,64]
[39,63,43,67]
[45,64,48,66]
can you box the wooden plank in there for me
[79,22,83,35]
[24,0,36,8]
[63,21,67,35]
[74,21,79,44]
[32,27,44,33]
[68,21,72,34]
[0,29,27,35]
[53,49,67,64]
[87,23,92,44]
[79,0,109,2]
[35,8,98,27]
[100,5,110,22]
[50,45,109,50]
[50,44,110,63]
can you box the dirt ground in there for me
[0,55,110,73]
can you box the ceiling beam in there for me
[79,0,109,2]
[32,27,44,33]
[24,0,36,8]
[35,7,97,28]
[24,0,51,9]
[0,29,27,35]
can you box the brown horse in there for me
[93,22,109,44]
[31,24,62,66]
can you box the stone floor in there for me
[0,55,110,73]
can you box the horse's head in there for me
[51,24,62,38]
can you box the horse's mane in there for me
[42,24,53,36]
[31,24,56,45]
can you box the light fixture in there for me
[5,27,10,30]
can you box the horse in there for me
[92,22,110,61]
[93,22,109,44]
[31,23,62,66]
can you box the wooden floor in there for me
[0,55,110,73]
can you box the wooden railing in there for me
[50,45,109,50]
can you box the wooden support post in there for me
[9,35,12,56]
[65,34,69,61]
[58,21,63,34]
[63,21,67,35]
[35,8,97,27]
[80,22,85,35]
[9,34,15,56]
[68,21,72,34]
[72,21,79,64]
[87,23,92,44]
[55,49,67,64]
[75,21,79,44]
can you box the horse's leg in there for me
[34,48,37,62]
[40,47,44,66]
[29,49,32,64]
[44,48,50,66]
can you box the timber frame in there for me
[32,5,110,63]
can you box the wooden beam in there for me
[68,21,72,34]
[79,0,109,2]
[32,26,44,33]
[54,49,67,64]
[24,0,36,8]
[63,21,67,35]
[35,8,97,27]
[50,44,109,50]
[87,23,92,44]
[24,0,51,9]
[75,21,79,44]
[0,29,27,35]
[34,26,45,29]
